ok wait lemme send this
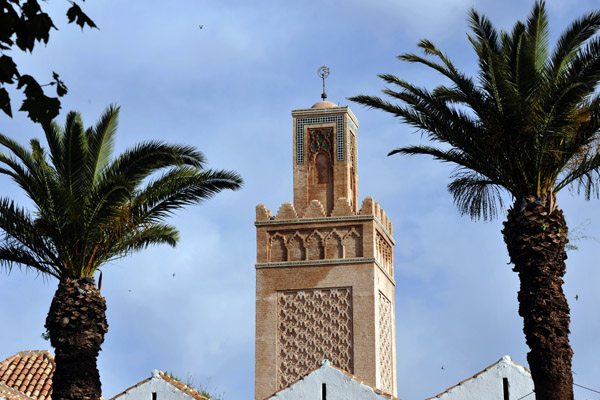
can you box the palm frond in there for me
[448,171,506,221]
[0,155,41,202]
[0,244,59,278]
[567,154,600,199]
[549,10,600,80]
[0,198,59,275]
[0,105,241,279]
[62,111,90,201]
[110,223,180,256]
[525,0,549,72]
[398,41,487,114]
[132,167,242,223]
[42,121,65,175]
[86,105,119,185]
[468,8,501,53]
[351,0,600,220]
[0,132,39,177]
[102,141,207,187]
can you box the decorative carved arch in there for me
[308,148,334,215]
[375,233,393,275]
[270,232,286,242]
[306,230,325,261]
[288,231,305,244]
[288,231,306,262]
[306,228,323,240]
[270,233,287,262]
[343,228,362,258]
[324,229,344,259]
[325,229,344,241]
[342,228,361,242]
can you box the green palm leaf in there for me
[0,106,242,279]
[350,1,600,213]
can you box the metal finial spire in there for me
[317,66,330,101]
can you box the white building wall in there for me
[428,356,535,400]
[269,360,393,400]
[115,370,198,400]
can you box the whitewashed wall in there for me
[112,370,199,400]
[426,356,535,400]
[269,360,394,400]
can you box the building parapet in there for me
[256,196,394,237]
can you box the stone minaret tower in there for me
[255,100,397,399]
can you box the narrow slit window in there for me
[152,392,157,400]
[503,377,509,400]
[322,383,327,400]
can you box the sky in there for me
[1,0,600,399]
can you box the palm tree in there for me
[0,105,242,400]
[350,2,600,399]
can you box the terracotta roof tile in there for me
[0,382,32,400]
[158,372,208,400]
[0,351,54,400]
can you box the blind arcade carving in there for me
[267,227,363,263]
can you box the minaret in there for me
[255,93,397,399]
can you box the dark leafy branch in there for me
[0,0,96,123]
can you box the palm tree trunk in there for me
[502,195,573,400]
[45,278,108,400]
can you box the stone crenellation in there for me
[256,196,393,235]
[303,199,327,218]
[274,202,298,220]
[359,197,393,236]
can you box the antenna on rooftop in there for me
[317,66,330,101]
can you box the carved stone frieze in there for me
[277,287,354,389]
[267,227,363,263]
[376,232,393,276]
[378,291,393,394]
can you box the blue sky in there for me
[1,1,600,399]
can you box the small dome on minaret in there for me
[311,101,338,109]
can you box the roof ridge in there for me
[109,376,152,399]
[15,351,53,358]
[424,355,531,400]
[0,351,54,400]
[157,371,207,400]
[111,370,207,400]
[504,356,531,374]
[265,361,401,400]
[326,363,400,399]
